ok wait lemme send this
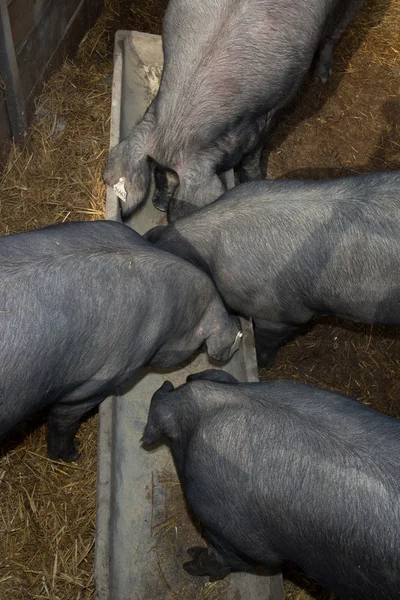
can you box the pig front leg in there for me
[313,0,364,83]
[313,41,335,83]
[47,396,104,462]
[254,319,298,369]
[183,546,232,582]
[238,147,264,182]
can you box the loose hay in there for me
[148,469,230,600]
[144,65,164,100]
[0,0,399,599]
[266,0,400,180]
[0,416,98,600]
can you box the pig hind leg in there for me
[239,110,279,180]
[313,0,364,83]
[47,396,104,462]
[184,525,257,580]
[183,546,232,581]
[254,319,298,369]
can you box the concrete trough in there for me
[95,30,284,600]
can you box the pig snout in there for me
[153,167,179,212]
[186,370,239,385]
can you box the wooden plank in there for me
[0,0,104,172]
[7,0,102,57]
[17,0,104,114]
[0,0,27,143]
[8,0,50,51]
[15,0,81,102]
[0,90,12,170]
[86,0,104,24]
[15,0,103,117]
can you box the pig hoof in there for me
[183,547,231,580]
[183,547,210,577]
[313,66,332,84]
[256,351,277,370]
[47,443,80,463]
[187,546,207,559]
[183,558,214,578]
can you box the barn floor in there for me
[0,0,399,598]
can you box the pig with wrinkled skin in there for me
[143,369,400,600]
[104,0,363,221]
[0,221,241,462]
[145,171,400,367]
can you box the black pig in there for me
[104,0,363,220]
[143,370,400,600]
[146,171,400,367]
[0,221,241,461]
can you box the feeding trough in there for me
[95,30,284,600]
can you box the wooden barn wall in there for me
[0,88,12,167]
[0,0,104,170]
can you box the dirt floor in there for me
[0,0,399,598]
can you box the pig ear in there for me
[142,381,175,445]
[205,328,243,363]
[187,370,239,384]
[204,331,235,363]
[153,167,179,212]
[103,137,152,219]
[156,380,175,395]
[142,421,161,445]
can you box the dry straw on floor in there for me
[0,0,399,599]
